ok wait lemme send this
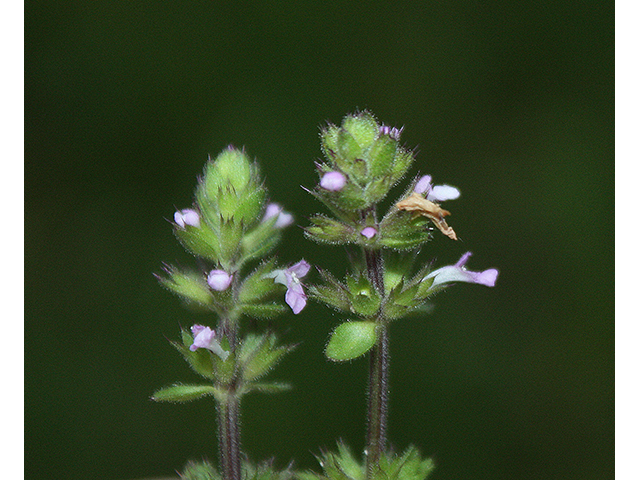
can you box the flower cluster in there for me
[155,147,309,423]
[154,112,499,480]
[303,111,498,362]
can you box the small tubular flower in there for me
[425,252,498,288]
[263,203,294,228]
[189,324,229,360]
[207,269,233,291]
[174,209,200,228]
[320,171,347,191]
[379,124,404,140]
[266,259,311,314]
[414,175,460,202]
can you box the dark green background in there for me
[26,1,613,479]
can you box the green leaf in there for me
[325,321,378,362]
[304,215,358,245]
[320,124,340,162]
[345,274,381,317]
[367,134,398,178]
[171,330,216,379]
[306,187,358,223]
[362,175,393,205]
[337,129,363,168]
[158,268,213,307]
[240,215,282,263]
[244,381,292,395]
[174,223,222,261]
[309,267,352,312]
[378,210,432,250]
[241,302,288,319]
[203,148,254,195]
[389,147,415,185]
[238,259,279,303]
[218,218,243,261]
[239,333,294,382]
[234,186,267,225]
[309,285,351,312]
[151,384,217,403]
[333,182,371,210]
[305,442,435,480]
[342,111,379,150]
[335,442,363,479]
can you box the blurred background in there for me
[25,1,613,479]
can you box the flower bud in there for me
[320,171,347,191]
[207,269,233,291]
[174,209,200,228]
[263,203,294,228]
[360,227,377,239]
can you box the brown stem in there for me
[365,323,389,478]
[217,392,241,480]
[216,273,242,480]
[361,227,389,478]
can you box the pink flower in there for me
[174,209,201,228]
[320,171,347,191]
[207,270,233,291]
[360,227,377,239]
[262,203,294,228]
[266,260,311,314]
[425,252,498,288]
[189,325,229,360]
[414,175,460,202]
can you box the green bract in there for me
[179,459,296,480]
[151,384,218,403]
[299,443,435,480]
[158,269,213,307]
[238,333,295,382]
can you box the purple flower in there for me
[266,259,311,314]
[360,227,377,239]
[425,252,498,288]
[262,203,294,228]
[189,324,229,360]
[174,209,201,228]
[207,269,233,291]
[379,125,404,140]
[414,175,460,202]
[320,171,347,191]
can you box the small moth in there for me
[395,192,458,240]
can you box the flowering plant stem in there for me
[362,212,390,479]
[217,284,242,480]
[217,391,241,480]
[365,324,389,478]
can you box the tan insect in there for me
[395,192,458,240]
